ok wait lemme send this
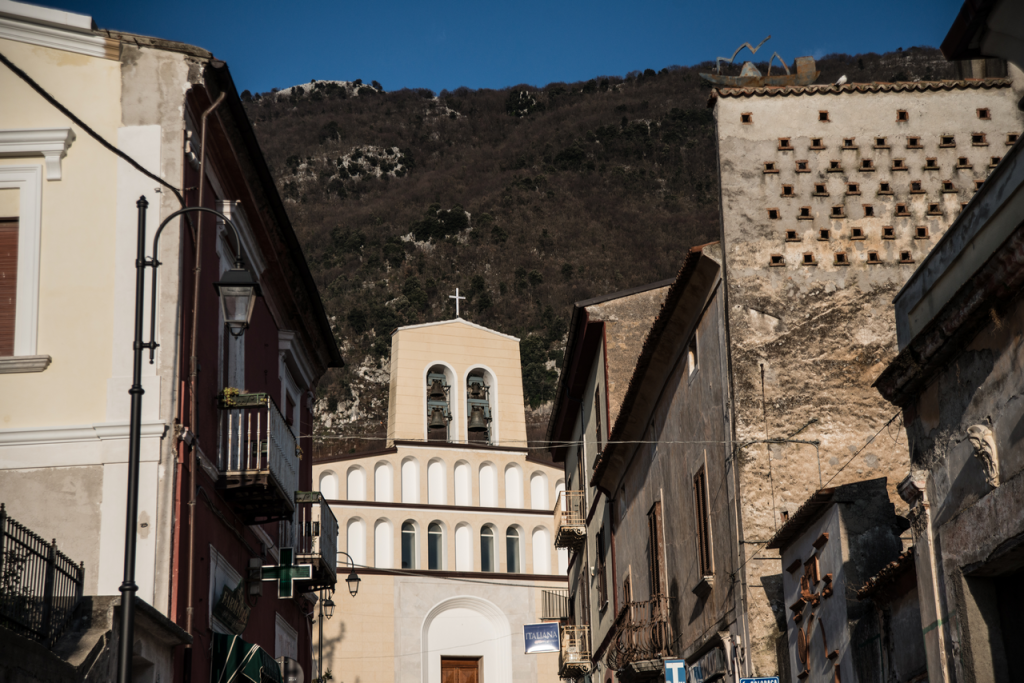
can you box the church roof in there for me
[391,317,520,342]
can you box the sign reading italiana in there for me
[523,622,560,653]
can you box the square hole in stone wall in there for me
[779,138,793,150]
[863,205,874,217]
[803,252,816,265]
[956,156,972,168]
[861,159,875,171]
[867,251,880,263]
[977,108,991,120]
[814,183,828,195]
[1008,133,1020,145]
[811,137,825,149]
[843,138,857,149]
[819,111,830,122]
[942,181,955,192]
[770,254,785,266]
[799,207,812,219]
[831,206,845,217]
[916,226,930,238]
[786,229,799,241]
[900,250,914,263]
[990,156,1002,167]
[910,181,924,193]
[893,158,907,170]
[925,158,938,169]
[741,113,752,124]
[847,183,860,195]
[897,110,909,122]
[883,226,895,239]
[764,162,778,173]
[875,137,888,148]
[851,227,865,239]
[927,203,941,215]
[896,204,910,216]
[878,182,892,194]
[819,228,831,240]
[834,252,850,265]
[796,160,809,172]
[975,179,985,190]
[908,137,923,149]
[767,208,780,219]
[972,133,988,146]
[782,185,794,196]
[828,160,842,171]
[940,135,956,147]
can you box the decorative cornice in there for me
[0,354,50,373]
[0,420,168,446]
[0,128,75,180]
[0,15,118,60]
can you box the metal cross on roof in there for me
[261,547,312,599]
[449,288,466,317]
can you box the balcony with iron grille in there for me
[216,392,299,524]
[294,491,338,591]
[606,595,673,680]
[554,490,586,550]
[541,588,569,622]
[559,624,592,678]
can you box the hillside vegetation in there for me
[241,47,957,455]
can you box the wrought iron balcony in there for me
[606,594,673,672]
[0,504,84,649]
[216,392,299,524]
[559,624,592,678]
[554,490,586,550]
[294,491,338,591]
[541,588,569,621]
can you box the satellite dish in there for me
[276,657,304,683]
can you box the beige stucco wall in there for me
[387,320,527,447]
[0,36,121,428]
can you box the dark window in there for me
[741,113,752,124]
[819,229,831,240]
[908,137,922,148]
[831,206,844,217]
[875,137,887,147]
[851,227,864,239]
[860,159,874,170]
[693,471,712,577]
[883,226,895,239]
[991,156,1002,167]
[782,185,794,196]
[770,254,785,266]
[829,160,841,171]
[957,157,971,168]
[428,522,443,570]
[594,387,604,452]
[506,526,520,573]
[847,183,860,195]
[768,208,780,220]
[843,138,856,148]
[402,521,416,569]
[893,158,906,169]
[926,158,938,169]
[897,110,909,121]
[867,251,880,263]
[941,135,956,147]
[835,252,849,265]
[785,229,799,241]
[863,205,874,217]
[802,252,816,265]
[779,137,792,149]
[764,161,777,173]
[799,207,812,219]
[815,183,827,195]
[916,226,929,238]
[972,133,987,146]
[879,182,892,193]
[481,526,495,572]
[596,529,609,609]
[1008,133,1020,145]
[0,218,17,356]
[811,138,825,149]
[900,251,914,263]
[977,108,990,120]
[648,502,665,594]
[796,160,809,172]
[819,111,830,122]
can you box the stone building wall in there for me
[712,78,1024,675]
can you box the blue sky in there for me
[44,0,964,95]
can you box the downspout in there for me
[184,91,226,655]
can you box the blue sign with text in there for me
[741,678,781,683]
[664,659,687,682]
[524,622,560,654]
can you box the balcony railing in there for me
[541,588,569,621]
[217,392,300,524]
[0,504,84,649]
[554,490,586,550]
[295,492,338,591]
[606,594,673,671]
[559,624,592,678]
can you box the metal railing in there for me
[218,392,299,504]
[606,594,673,671]
[541,588,569,621]
[0,504,84,649]
[554,490,586,549]
[559,624,592,676]
[297,493,338,586]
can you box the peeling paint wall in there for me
[714,82,1024,675]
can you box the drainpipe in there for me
[184,91,226,668]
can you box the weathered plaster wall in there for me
[714,83,1024,675]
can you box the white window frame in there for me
[0,164,45,368]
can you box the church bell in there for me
[467,405,489,432]
[428,378,447,400]
[428,406,448,429]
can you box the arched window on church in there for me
[374,461,393,503]
[455,523,473,571]
[374,518,393,568]
[480,525,496,572]
[454,460,472,506]
[402,521,418,569]
[428,459,447,505]
[506,526,521,573]
[319,471,338,500]
[427,365,453,442]
[347,466,366,501]
[504,463,524,508]
[401,457,419,503]
[533,527,551,574]
[479,463,498,507]
[466,368,494,444]
[428,522,444,570]
[346,518,366,567]
[530,471,548,510]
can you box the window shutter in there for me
[0,219,17,356]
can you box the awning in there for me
[212,633,283,683]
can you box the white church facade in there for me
[313,318,567,683]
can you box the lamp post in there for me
[116,197,260,683]
[318,551,360,682]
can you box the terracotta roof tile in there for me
[710,78,1011,102]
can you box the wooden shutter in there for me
[647,502,664,596]
[694,469,712,576]
[0,218,17,356]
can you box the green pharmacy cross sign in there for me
[261,548,313,599]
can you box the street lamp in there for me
[323,596,336,620]
[318,551,361,682]
[117,197,259,683]
[346,569,361,597]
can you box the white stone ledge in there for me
[0,128,75,180]
[0,354,51,373]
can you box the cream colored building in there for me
[313,318,567,683]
